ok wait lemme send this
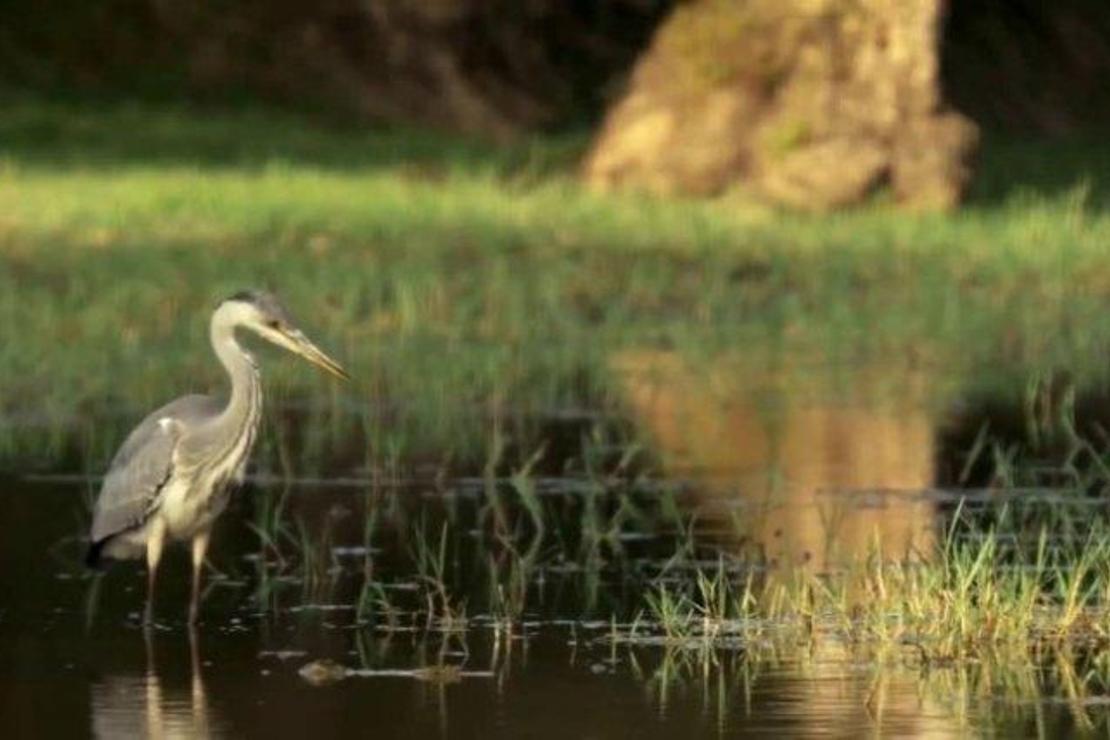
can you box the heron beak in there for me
[276,328,350,381]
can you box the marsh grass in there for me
[204,372,1110,670]
[4,97,1110,470]
[613,498,1110,667]
[234,440,1110,674]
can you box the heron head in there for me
[221,290,349,381]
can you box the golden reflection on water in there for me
[646,642,975,739]
[91,628,217,740]
[613,349,939,569]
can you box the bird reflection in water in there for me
[91,628,217,740]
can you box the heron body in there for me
[86,291,347,623]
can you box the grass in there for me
[3,95,1110,470]
[624,518,1110,660]
[17,93,1110,654]
[19,92,1110,735]
[218,411,1110,655]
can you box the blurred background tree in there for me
[0,0,668,138]
[4,0,1110,207]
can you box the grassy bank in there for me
[2,97,1110,469]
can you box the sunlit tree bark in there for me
[583,0,978,210]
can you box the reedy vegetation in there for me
[3,98,1110,469]
[16,98,1110,702]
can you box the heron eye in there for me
[265,319,281,330]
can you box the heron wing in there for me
[88,394,221,544]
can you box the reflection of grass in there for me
[336,618,1110,734]
[625,635,1110,734]
[4,97,1110,468]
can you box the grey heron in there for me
[85,290,348,624]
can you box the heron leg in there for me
[189,530,211,625]
[144,518,167,625]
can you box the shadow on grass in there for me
[967,129,1110,211]
[6,94,1110,215]
[0,93,588,177]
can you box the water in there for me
[5,614,1041,739]
[1,484,1103,737]
[4,353,1110,738]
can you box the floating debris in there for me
[297,659,494,686]
[287,604,357,613]
[260,650,309,661]
[331,546,376,558]
[298,659,348,686]
[345,665,495,684]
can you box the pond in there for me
[3,351,1110,738]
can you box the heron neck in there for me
[210,315,261,425]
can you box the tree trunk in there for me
[582,0,978,210]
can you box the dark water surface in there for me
[0,477,1102,739]
[4,353,1110,738]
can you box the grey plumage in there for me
[87,395,219,560]
[85,290,348,623]
[225,289,296,325]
